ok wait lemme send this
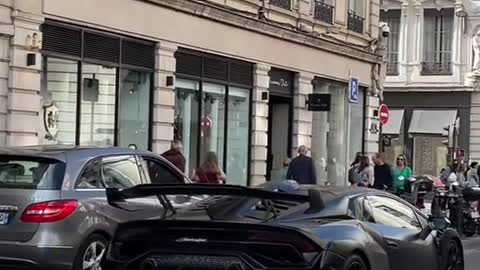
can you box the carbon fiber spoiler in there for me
[106,183,325,213]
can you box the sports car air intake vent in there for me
[246,200,301,220]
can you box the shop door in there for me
[267,95,292,181]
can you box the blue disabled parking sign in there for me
[348,77,359,103]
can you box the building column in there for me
[250,63,270,186]
[152,41,177,154]
[6,0,44,146]
[364,94,380,156]
[410,1,423,80]
[0,1,13,146]
[470,91,480,160]
[292,72,314,155]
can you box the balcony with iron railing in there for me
[314,1,334,24]
[420,62,452,76]
[347,12,364,34]
[270,0,291,10]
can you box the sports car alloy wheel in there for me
[83,241,106,270]
[347,261,367,270]
[446,240,464,270]
[344,255,368,270]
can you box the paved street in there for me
[464,236,480,270]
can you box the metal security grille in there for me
[83,32,120,63]
[122,40,155,69]
[42,20,155,70]
[42,24,82,57]
[175,49,254,87]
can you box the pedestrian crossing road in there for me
[463,236,480,270]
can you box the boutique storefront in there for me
[311,78,366,185]
[40,21,155,150]
[174,49,253,185]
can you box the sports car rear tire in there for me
[440,232,464,270]
[343,254,368,270]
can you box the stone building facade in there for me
[0,0,383,186]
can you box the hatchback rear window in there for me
[0,156,66,190]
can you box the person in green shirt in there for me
[392,154,413,194]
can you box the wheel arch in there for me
[351,249,371,270]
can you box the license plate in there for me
[0,212,9,225]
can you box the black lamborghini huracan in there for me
[104,181,464,270]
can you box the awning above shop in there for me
[382,109,404,135]
[408,110,458,135]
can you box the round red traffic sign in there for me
[379,104,389,126]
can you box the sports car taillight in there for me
[20,200,78,223]
[248,231,317,252]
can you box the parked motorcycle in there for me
[431,183,480,237]
[397,175,435,213]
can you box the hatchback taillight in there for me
[20,200,78,223]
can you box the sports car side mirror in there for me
[428,216,450,231]
[418,217,450,240]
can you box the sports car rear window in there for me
[0,156,66,190]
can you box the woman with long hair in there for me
[193,152,226,184]
[351,156,373,187]
[392,154,412,194]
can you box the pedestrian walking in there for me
[392,154,412,194]
[351,156,373,187]
[161,140,186,173]
[193,152,226,184]
[286,145,317,185]
[467,162,480,187]
[372,153,393,190]
[348,153,362,185]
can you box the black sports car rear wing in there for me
[106,183,325,215]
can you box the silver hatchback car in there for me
[0,145,190,270]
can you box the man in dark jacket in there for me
[161,140,186,173]
[372,153,393,190]
[287,145,317,185]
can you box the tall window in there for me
[422,9,454,75]
[348,0,365,33]
[380,10,401,76]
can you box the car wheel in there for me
[343,254,368,270]
[74,234,108,270]
[440,238,464,270]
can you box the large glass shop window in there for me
[40,58,78,145]
[80,64,116,146]
[118,70,151,150]
[174,78,250,185]
[200,83,226,169]
[175,79,200,178]
[226,87,250,186]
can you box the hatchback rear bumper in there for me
[0,242,76,270]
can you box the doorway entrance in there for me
[267,95,292,181]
